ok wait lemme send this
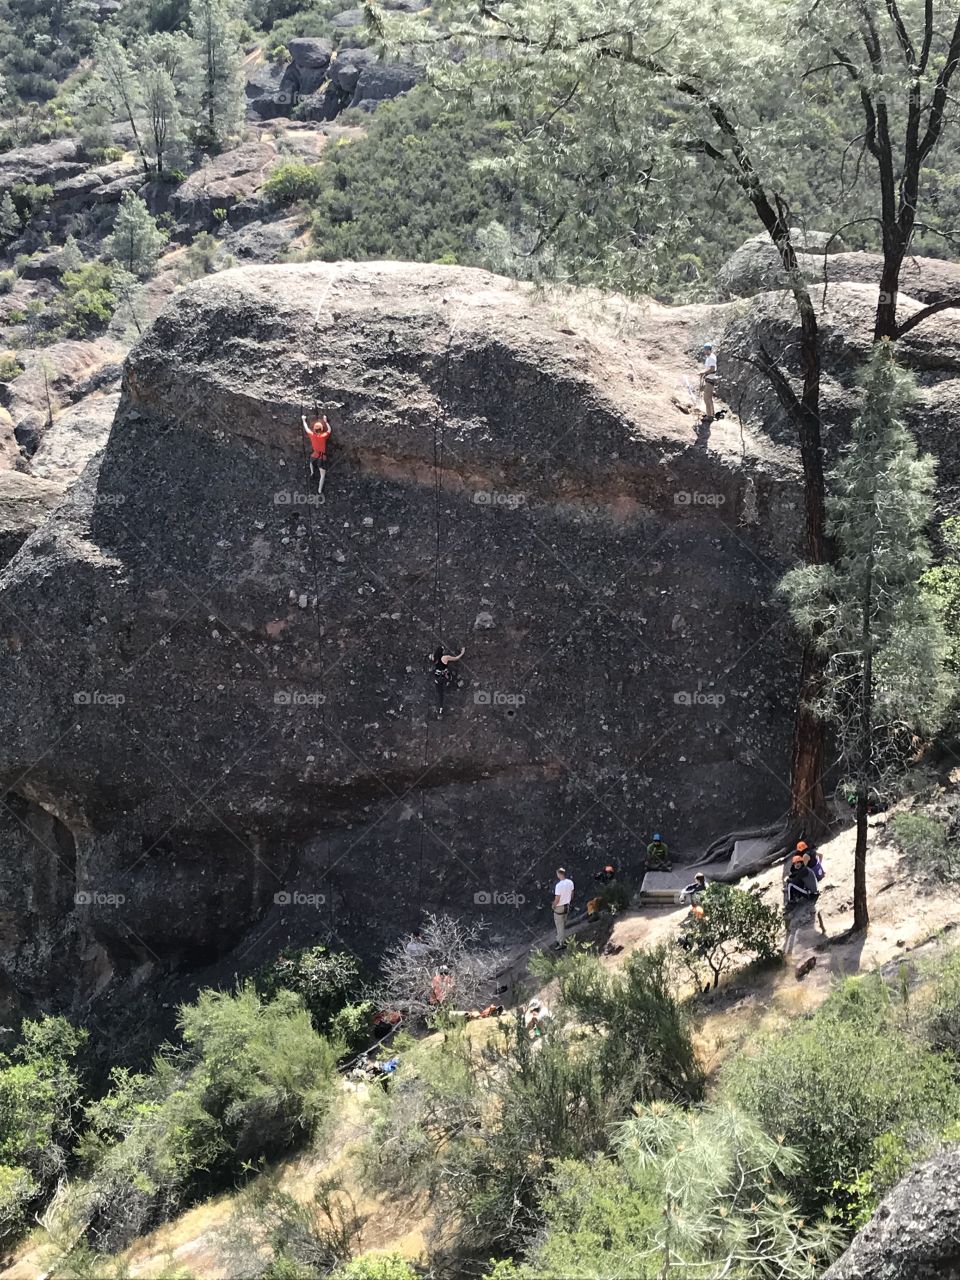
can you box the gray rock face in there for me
[349,61,421,107]
[0,261,802,1006]
[330,7,364,28]
[0,472,62,565]
[824,1147,960,1280]
[719,231,960,304]
[330,47,375,95]
[0,138,86,189]
[169,142,278,231]
[287,36,334,69]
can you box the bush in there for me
[67,986,340,1251]
[722,975,960,1219]
[923,947,960,1055]
[0,270,15,294]
[179,231,232,281]
[257,946,362,1038]
[495,1105,840,1280]
[263,161,325,207]
[0,353,23,381]
[337,1255,418,1280]
[222,1173,364,1278]
[890,809,960,882]
[537,944,704,1104]
[0,1016,87,1247]
[10,181,54,222]
[678,883,783,989]
[49,262,122,336]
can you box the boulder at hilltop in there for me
[824,1146,960,1280]
[0,261,801,1005]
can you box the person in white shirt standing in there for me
[699,341,719,421]
[552,867,575,948]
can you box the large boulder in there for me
[824,1147,960,1280]
[349,60,421,108]
[719,231,960,304]
[329,47,375,96]
[3,340,125,456]
[0,260,802,1005]
[0,138,86,189]
[0,471,62,565]
[168,141,278,231]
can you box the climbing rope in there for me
[414,327,456,925]
[297,402,328,742]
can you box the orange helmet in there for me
[796,841,808,852]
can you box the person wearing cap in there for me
[429,965,454,1004]
[552,867,575,947]
[646,833,671,872]
[524,997,551,1038]
[699,342,719,421]
[676,903,706,950]
[681,871,707,904]
[785,856,819,906]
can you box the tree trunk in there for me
[853,789,869,930]
[854,548,875,932]
[789,651,828,834]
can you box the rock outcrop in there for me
[0,261,802,1009]
[824,1146,960,1280]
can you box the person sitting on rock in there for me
[681,872,707,904]
[302,411,331,495]
[594,863,618,885]
[646,833,671,871]
[431,645,465,718]
[784,856,819,907]
[795,840,825,883]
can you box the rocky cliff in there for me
[0,261,804,1012]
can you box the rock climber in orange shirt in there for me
[302,411,331,495]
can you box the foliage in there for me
[781,343,953,925]
[10,181,53,222]
[188,0,245,150]
[0,0,99,100]
[336,1255,418,1280]
[48,262,123,337]
[105,191,168,278]
[0,1016,87,1247]
[309,87,521,269]
[0,191,20,240]
[922,947,960,1057]
[722,975,960,1218]
[377,912,507,1021]
[263,160,325,207]
[0,352,23,381]
[534,943,704,1102]
[221,1173,365,1278]
[65,986,340,1251]
[179,230,233,280]
[257,945,362,1037]
[677,883,783,989]
[890,809,960,884]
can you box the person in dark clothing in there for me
[785,856,819,906]
[594,863,618,885]
[681,872,707,904]
[431,645,465,717]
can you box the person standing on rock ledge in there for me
[699,342,719,422]
[302,411,331,495]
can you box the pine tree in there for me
[780,342,953,930]
[0,190,20,241]
[139,59,182,177]
[92,34,150,177]
[105,192,167,278]
[187,0,243,151]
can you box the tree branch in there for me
[895,297,960,336]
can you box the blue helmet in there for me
[653,832,662,841]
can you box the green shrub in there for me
[50,262,121,336]
[0,353,23,381]
[330,1001,376,1054]
[257,945,362,1036]
[69,986,340,1251]
[722,975,960,1218]
[263,160,325,207]
[923,947,960,1054]
[309,87,520,268]
[495,1105,840,1280]
[223,1173,364,1277]
[337,1254,418,1280]
[890,809,960,882]
[537,944,704,1104]
[10,182,54,221]
[0,269,14,294]
[679,882,784,989]
[0,1164,38,1247]
[179,231,232,280]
